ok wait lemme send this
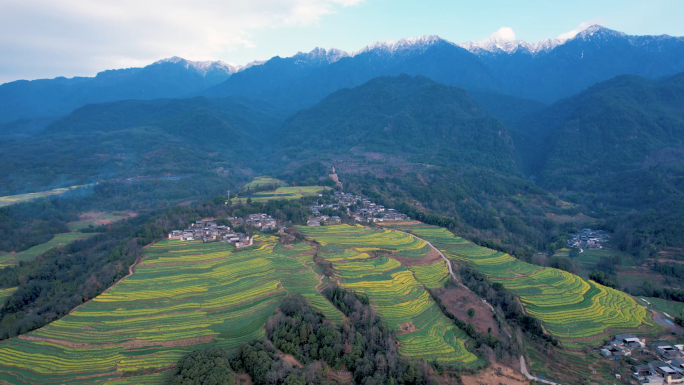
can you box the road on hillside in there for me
[653,312,684,335]
[391,229,496,312]
[520,356,561,385]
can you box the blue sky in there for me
[257,0,684,56]
[1,0,683,84]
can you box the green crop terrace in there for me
[385,222,662,348]
[0,237,342,384]
[300,225,482,368]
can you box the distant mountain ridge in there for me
[0,57,240,126]
[2,25,684,128]
[205,25,684,108]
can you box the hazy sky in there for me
[1,0,683,84]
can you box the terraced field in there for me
[0,238,342,384]
[0,253,13,269]
[244,177,287,188]
[240,186,327,202]
[300,225,481,367]
[385,223,661,348]
[0,185,91,207]
[642,297,684,318]
[0,287,17,304]
[0,232,99,269]
[409,261,449,289]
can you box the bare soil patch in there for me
[653,312,684,336]
[397,322,418,335]
[433,285,503,339]
[659,247,684,259]
[459,363,528,385]
[380,220,422,226]
[278,351,303,368]
[653,258,684,265]
[78,211,137,226]
[79,211,105,220]
[326,365,353,384]
[417,174,428,186]
[391,247,443,267]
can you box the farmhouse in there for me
[613,334,646,348]
[168,219,251,246]
[655,343,684,359]
[633,360,684,385]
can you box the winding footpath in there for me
[520,356,561,385]
[391,228,496,313]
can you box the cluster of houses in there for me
[306,192,409,226]
[306,215,342,227]
[598,336,684,384]
[307,202,343,227]
[244,213,278,231]
[168,220,252,248]
[566,228,610,249]
[340,192,410,223]
[600,334,646,357]
[633,349,684,385]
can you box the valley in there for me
[1,19,684,385]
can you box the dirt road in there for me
[520,356,561,385]
[391,229,496,314]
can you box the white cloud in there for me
[558,19,604,40]
[0,0,365,83]
[490,27,516,41]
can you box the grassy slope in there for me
[0,185,91,207]
[0,287,17,304]
[244,177,287,189]
[241,186,327,202]
[0,233,99,268]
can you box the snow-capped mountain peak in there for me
[353,35,446,56]
[154,57,242,76]
[458,37,566,55]
[457,25,635,56]
[292,47,351,66]
[574,25,626,40]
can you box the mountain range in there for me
[2,25,684,129]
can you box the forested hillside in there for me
[0,97,286,195]
[276,75,520,175]
[0,58,237,126]
[511,72,684,257]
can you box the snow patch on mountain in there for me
[458,37,566,55]
[574,25,625,40]
[352,35,447,56]
[457,25,681,56]
[154,57,245,76]
[292,47,351,66]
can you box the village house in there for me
[168,219,251,247]
[655,343,684,360]
[651,361,684,384]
